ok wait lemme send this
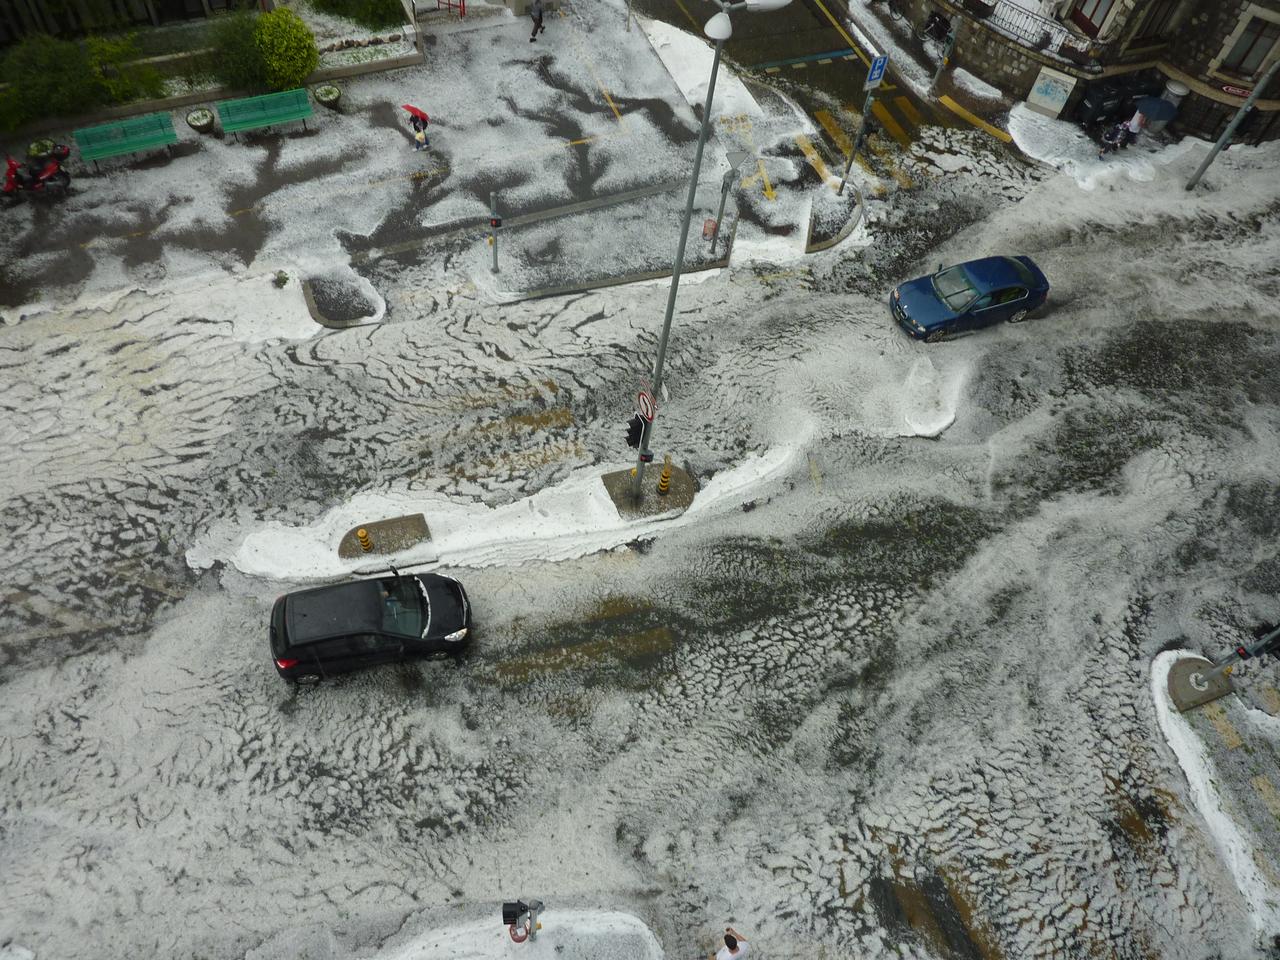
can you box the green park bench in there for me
[217,89,313,140]
[73,112,178,169]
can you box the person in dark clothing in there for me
[1098,120,1125,159]
[530,0,546,41]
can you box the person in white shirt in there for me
[711,926,748,960]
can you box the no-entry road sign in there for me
[637,390,656,422]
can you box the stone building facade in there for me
[892,0,1280,144]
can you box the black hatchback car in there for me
[269,570,471,684]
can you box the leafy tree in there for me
[211,8,267,92]
[86,33,163,104]
[0,34,97,130]
[0,31,159,131]
[254,8,318,92]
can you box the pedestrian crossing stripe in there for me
[795,134,837,192]
[895,96,924,127]
[814,109,852,158]
[938,95,1013,143]
[871,99,911,148]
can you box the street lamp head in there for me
[742,0,792,11]
[704,11,733,40]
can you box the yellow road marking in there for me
[673,0,700,30]
[1259,686,1280,716]
[895,95,924,127]
[1202,702,1244,749]
[739,158,777,200]
[938,95,1013,142]
[815,109,852,157]
[792,62,807,70]
[871,99,911,148]
[808,455,823,493]
[867,139,914,188]
[766,66,781,74]
[1252,776,1280,820]
[809,0,871,67]
[818,58,832,65]
[796,134,839,192]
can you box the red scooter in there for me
[4,143,71,203]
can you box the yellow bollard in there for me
[656,455,672,496]
[357,528,373,552]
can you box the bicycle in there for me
[867,0,907,22]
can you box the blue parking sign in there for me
[866,54,889,91]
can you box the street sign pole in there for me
[929,28,957,96]
[489,191,499,274]
[712,149,750,255]
[838,54,887,197]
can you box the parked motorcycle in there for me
[3,143,72,204]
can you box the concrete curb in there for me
[805,183,864,254]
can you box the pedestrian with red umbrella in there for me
[402,104,430,151]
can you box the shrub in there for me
[254,8,318,91]
[0,34,98,130]
[211,8,266,92]
[312,0,404,31]
[0,31,160,131]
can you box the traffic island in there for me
[338,513,432,559]
[600,462,696,520]
[1167,655,1235,712]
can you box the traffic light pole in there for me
[1185,57,1280,191]
[1191,623,1280,689]
[629,30,726,502]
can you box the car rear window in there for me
[1005,257,1035,285]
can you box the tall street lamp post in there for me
[630,0,792,502]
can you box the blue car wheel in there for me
[1008,309,1029,323]
[926,328,948,343]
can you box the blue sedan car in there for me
[890,256,1050,341]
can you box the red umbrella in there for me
[401,104,429,122]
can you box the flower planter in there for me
[186,108,215,134]
[314,84,342,110]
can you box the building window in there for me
[1222,16,1280,76]
[1071,0,1116,39]
[1133,0,1178,42]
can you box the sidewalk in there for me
[1,0,863,316]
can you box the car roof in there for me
[285,580,383,646]
[963,256,1035,291]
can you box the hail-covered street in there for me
[3,8,1280,959]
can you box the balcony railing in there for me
[951,0,1117,67]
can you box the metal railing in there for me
[949,0,1117,66]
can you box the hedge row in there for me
[0,7,320,132]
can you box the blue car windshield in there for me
[932,267,978,312]
[380,579,425,637]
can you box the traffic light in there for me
[1236,644,1252,660]
[489,216,502,229]
[625,414,644,448]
